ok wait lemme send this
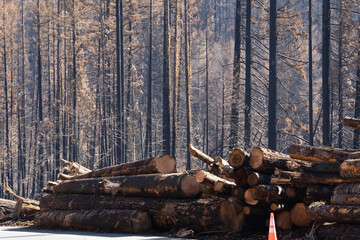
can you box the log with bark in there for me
[334,183,360,195]
[52,173,200,198]
[68,155,176,180]
[272,169,360,185]
[244,185,287,206]
[289,203,312,227]
[233,167,253,187]
[249,147,341,174]
[289,144,360,162]
[60,159,91,175]
[189,144,217,169]
[247,172,271,186]
[195,170,236,195]
[228,148,249,168]
[331,194,360,205]
[39,194,245,232]
[343,117,360,131]
[308,202,360,223]
[339,159,360,179]
[305,185,335,203]
[35,209,151,233]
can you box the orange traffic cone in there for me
[268,213,277,240]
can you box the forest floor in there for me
[1,220,360,240]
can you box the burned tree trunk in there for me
[52,173,200,198]
[340,160,360,179]
[35,209,151,233]
[69,155,176,180]
[331,194,360,205]
[39,194,245,232]
[308,202,360,223]
[289,144,360,162]
[334,183,360,195]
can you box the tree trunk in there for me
[289,144,360,162]
[229,148,249,168]
[244,0,252,150]
[343,117,360,131]
[322,0,330,146]
[340,160,360,179]
[308,0,313,146]
[305,185,335,203]
[69,155,175,180]
[354,31,360,148]
[247,172,271,186]
[250,147,341,174]
[230,0,241,149]
[331,194,360,205]
[276,211,291,230]
[184,0,192,170]
[308,202,360,223]
[195,170,236,194]
[163,0,171,155]
[273,169,360,185]
[53,173,200,198]
[334,183,360,195]
[268,0,277,150]
[252,185,287,202]
[35,209,151,233]
[40,194,244,232]
[290,203,312,227]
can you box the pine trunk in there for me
[308,202,360,223]
[340,160,360,178]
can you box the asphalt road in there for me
[0,227,178,240]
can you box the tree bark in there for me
[334,183,360,195]
[290,203,312,227]
[53,173,200,198]
[289,144,360,162]
[69,155,176,180]
[229,148,249,168]
[331,194,360,205]
[308,0,313,146]
[268,0,277,150]
[40,194,244,232]
[252,185,287,202]
[305,185,335,203]
[344,117,360,131]
[308,202,360,223]
[195,170,236,194]
[250,147,341,174]
[322,0,330,146]
[35,209,151,233]
[273,169,360,185]
[340,160,360,179]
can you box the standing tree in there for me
[355,21,360,149]
[268,0,277,150]
[308,0,313,146]
[163,0,171,155]
[185,0,192,170]
[244,0,252,150]
[322,0,330,146]
[230,0,241,149]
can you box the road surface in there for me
[0,227,179,240]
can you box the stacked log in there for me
[37,153,246,234]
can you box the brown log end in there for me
[247,172,260,186]
[249,147,264,171]
[180,175,200,198]
[188,144,196,156]
[195,170,206,183]
[276,211,291,230]
[270,203,285,212]
[290,203,312,227]
[220,199,244,232]
[244,188,258,205]
[130,211,152,233]
[285,187,296,198]
[229,148,246,168]
[155,155,176,174]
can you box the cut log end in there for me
[244,188,258,206]
[220,199,244,232]
[195,170,206,183]
[131,211,152,233]
[180,175,200,198]
[155,155,176,174]
[290,203,312,227]
[249,147,264,171]
[276,211,291,230]
[229,148,246,168]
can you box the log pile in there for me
[37,153,245,234]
